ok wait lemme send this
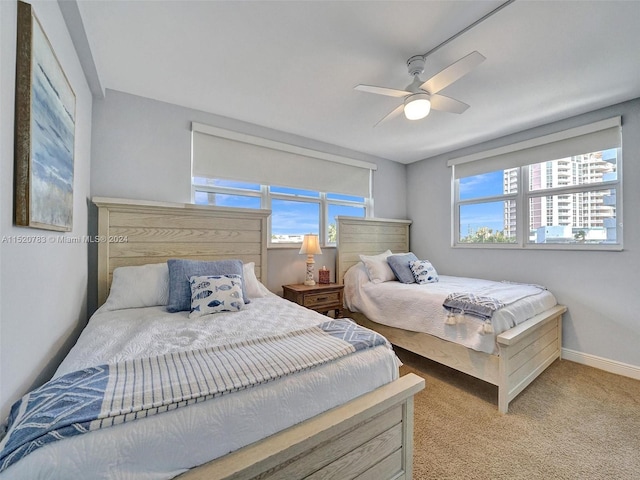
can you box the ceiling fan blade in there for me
[430,94,470,114]
[374,104,404,127]
[355,84,411,98]
[420,51,485,95]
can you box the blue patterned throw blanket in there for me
[0,319,385,473]
[443,292,505,321]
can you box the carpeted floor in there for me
[397,347,640,480]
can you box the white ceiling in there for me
[76,0,640,164]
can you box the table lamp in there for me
[299,234,322,286]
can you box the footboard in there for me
[177,373,425,480]
[497,305,566,413]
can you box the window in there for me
[450,117,622,249]
[192,178,368,246]
[457,169,518,244]
[191,123,375,246]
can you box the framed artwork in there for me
[14,0,76,232]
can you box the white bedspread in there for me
[344,263,557,355]
[1,295,398,480]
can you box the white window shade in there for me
[449,117,621,179]
[192,123,376,198]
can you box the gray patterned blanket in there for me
[443,292,505,320]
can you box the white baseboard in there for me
[562,348,640,381]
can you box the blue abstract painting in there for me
[15,1,75,231]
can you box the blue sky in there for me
[459,171,506,234]
[459,202,505,234]
[271,201,363,236]
[459,170,505,200]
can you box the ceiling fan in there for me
[355,51,485,126]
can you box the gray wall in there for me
[0,1,92,419]
[407,99,640,369]
[91,89,407,297]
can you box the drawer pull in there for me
[316,297,328,302]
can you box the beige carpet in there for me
[397,348,640,480]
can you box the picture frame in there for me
[14,0,76,232]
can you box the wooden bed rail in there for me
[178,373,425,480]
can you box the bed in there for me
[0,198,424,480]
[336,216,566,414]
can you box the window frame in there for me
[452,147,623,251]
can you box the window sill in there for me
[452,243,623,252]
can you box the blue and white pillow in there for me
[189,274,245,318]
[167,258,248,313]
[410,260,439,284]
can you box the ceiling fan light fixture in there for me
[403,93,431,120]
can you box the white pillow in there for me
[189,274,244,318]
[359,250,395,283]
[243,262,269,298]
[102,263,169,311]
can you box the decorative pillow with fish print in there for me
[409,260,439,284]
[167,258,248,313]
[188,274,245,318]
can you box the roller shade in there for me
[449,117,621,179]
[192,123,376,197]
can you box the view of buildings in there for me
[508,149,617,243]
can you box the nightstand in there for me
[282,283,344,318]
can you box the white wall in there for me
[90,89,407,299]
[407,99,640,370]
[0,1,92,420]
[0,0,4,411]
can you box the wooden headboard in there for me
[93,197,271,306]
[336,216,412,284]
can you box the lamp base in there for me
[304,255,316,286]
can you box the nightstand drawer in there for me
[282,283,344,318]
[303,291,341,308]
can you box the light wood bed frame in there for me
[93,197,424,480]
[336,216,566,414]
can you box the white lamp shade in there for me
[404,93,431,120]
[299,234,322,255]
